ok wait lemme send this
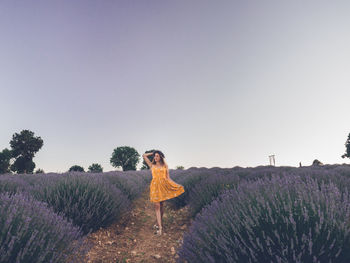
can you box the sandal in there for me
[156,227,162,235]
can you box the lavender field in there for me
[1,164,350,262]
[174,165,350,263]
[0,170,151,263]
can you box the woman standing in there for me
[142,150,185,235]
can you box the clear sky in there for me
[1,0,349,173]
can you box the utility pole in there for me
[269,155,275,166]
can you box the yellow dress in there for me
[149,165,185,203]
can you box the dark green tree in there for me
[88,163,103,173]
[0,148,12,174]
[35,168,45,174]
[175,165,184,170]
[110,146,140,171]
[69,165,85,172]
[10,129,43,174]
[12,157,35,173]
[312,159,323,166]
[342,133,350,159]
[140,149,157,170]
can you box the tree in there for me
[110,146,140,171]
[140,149,157,170]
[88,163,103,173]
[0,148,12,174]
[312,159,323,166]
[10,129,43,174]
[12,157,35,173]
[175,166,184,170]
[342,133,350,159]
[69,165,85,172]
[35,168,45,174]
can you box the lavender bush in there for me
[290,165,350,195]
[230,166,277,180]
[178,174,350,263]
[171,166,283,216]
[187,173,240,217]
[167,169,211,209]
[31,173,131,234]
[0,192,87,263]
[122,169,152,184]
[333,164,350,177]
[0,175,31,196]
[1,170,151,235]
[103,171,149,200]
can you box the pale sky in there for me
[1,0,349,173]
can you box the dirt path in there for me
[85,187,192,263]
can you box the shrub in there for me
[0,175,30,196]
[103,169,151,200]
[167,171,211,209]
[32,173,130,234]
[188,173,240,217]
[103,173,143,200]
[178,175,350,263]
[0,192,86,263]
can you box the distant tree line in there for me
[0,129,185,174]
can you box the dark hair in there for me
[152,150,165,165]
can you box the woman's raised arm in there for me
[142,152,153,168]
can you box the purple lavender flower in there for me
[0,192,87,263]
[178,173,350,263]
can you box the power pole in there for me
[269,155,275,166]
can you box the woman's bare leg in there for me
[160,201,164,221]
[154,202,162,233]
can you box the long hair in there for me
[152,150,165,166]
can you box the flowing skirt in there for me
[150,177,185,202]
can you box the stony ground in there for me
[84,187,192,263]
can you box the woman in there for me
[142,150,185,235]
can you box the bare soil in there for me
[85,187,192,263]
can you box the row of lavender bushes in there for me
[166,167,212,209]
[177,164,350,262]
[171,165,350,219]
[0,170,151,263]
[167,166,279,215]
[0,192,87,263]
